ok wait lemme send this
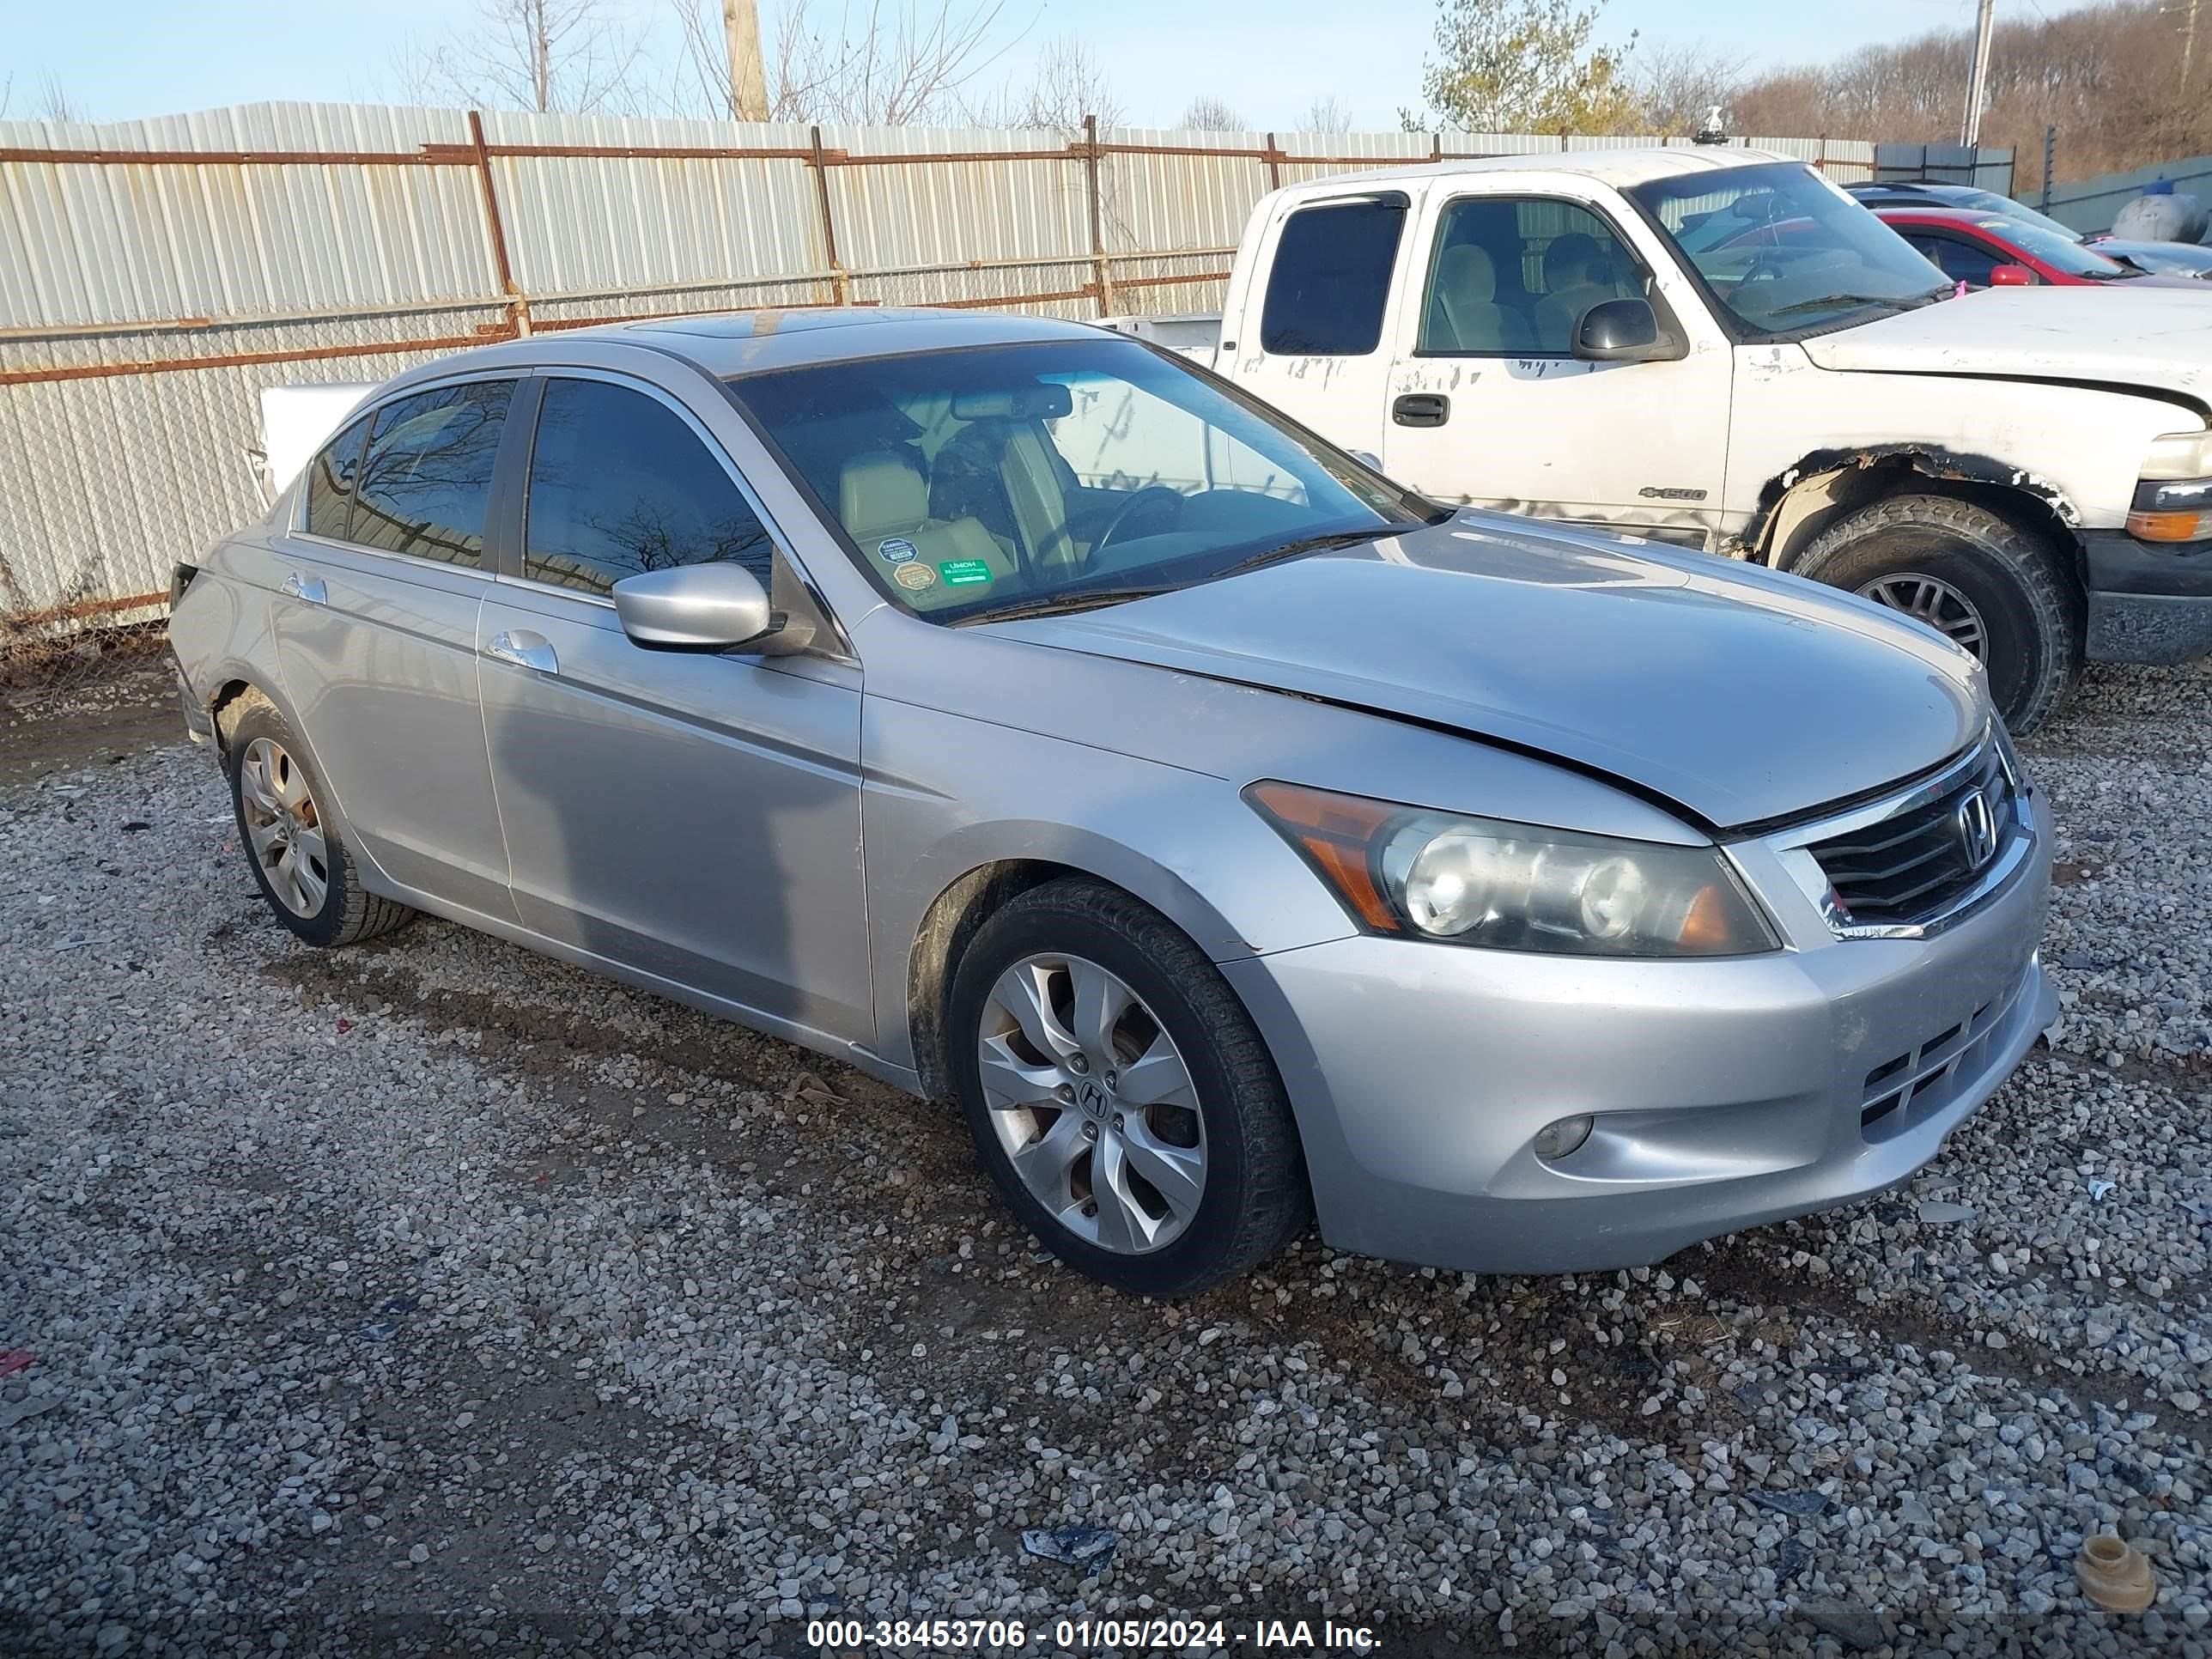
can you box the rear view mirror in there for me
[612,563,787,652]
[1988,263,2036,288]
[1573,298,1686,364]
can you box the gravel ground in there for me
[2,660,2208,1658]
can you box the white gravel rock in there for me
[0,660,2207,1656]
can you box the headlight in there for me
[1246,781,1778,957]
[2142,428,2212,481]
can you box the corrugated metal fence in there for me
[0,100,1874,634]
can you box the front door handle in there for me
[485,629,557,675]
[280,572,326,605]
[1392,393,1450,428]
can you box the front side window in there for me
[1902,232,2003,288]
[1419,197,1645,356]
[1260,195,1408,356]
[728,336,1437,623]
[523,378,775,596]
[303,413,371,542]
[351,380,514,566]
[1630,161,1951,338]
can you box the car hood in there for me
[1801,287,2212,402]
[990,514,1984,830]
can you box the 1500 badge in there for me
[1638,485,1709,501]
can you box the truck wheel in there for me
[1792,494,2081,733]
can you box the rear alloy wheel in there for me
[224,697,412,947]
[947,878,1310,1296]
[1793,493,2081,733]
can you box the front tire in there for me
[225,699,412,947]
[946,878,1310,1297]
[1793,494,2081,733]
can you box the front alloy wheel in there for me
[946,878,1310,1296]
[977,953,1207,1255]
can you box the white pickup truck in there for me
[1105,148,2212,730]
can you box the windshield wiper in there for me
[1765,290,1929,319]
[1213,526,1392,578]
[952,585,1175,625]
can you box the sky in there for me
[0,0,1985,133]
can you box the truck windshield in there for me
[1630,161,1950,337]
[728,337,1439,623]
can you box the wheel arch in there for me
[901,833,1261,1106]
[1745,446,2084,578]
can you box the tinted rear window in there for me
[304,413,370,542]
[351,380,514,567]
[1260,196,1407,356]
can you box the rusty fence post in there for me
[809,125,849,306]
[467,111,528,336]
[1263,131,1283,191]
[1084,115,1116,318]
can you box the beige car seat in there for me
[1533,232,1621,354]
[839,447,1012,608]
[1428,244,1534,354]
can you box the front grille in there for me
[1808,742,2018,929]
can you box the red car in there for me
[1874,206,2209,292]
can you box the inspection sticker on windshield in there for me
[893,562,938,592]
[878,537,918,563]
[938,560,994,586]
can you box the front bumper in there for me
[2081,528,2212,664]
[1221,793,2054,1275]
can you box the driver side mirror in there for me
[612,563,793,653]
[1988,263,2036,288]
[1573,298,1687,364]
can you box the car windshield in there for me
[727,337,1439,623]
[1947,188,2083,241]
[1631,161,1950,337]
[1983,219,2137,278]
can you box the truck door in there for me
[1218,190,1412,461]
[1380,190,1733,547]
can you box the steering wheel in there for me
[1091,486,1186,556]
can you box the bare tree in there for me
[674,0,1024,124]
[1300,94,1353,133]
[31,71,86,124]
[397,0,647,114]
[966,34,1122,130]
[1723,0,2212,185]
[1178,94,1246,131]
[1635,40,1745,136]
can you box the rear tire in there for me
[946,878,1310,1297]
[225,699,412,948]
[1792,493,2081,733]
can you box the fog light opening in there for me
[1533,1114,1595,1162]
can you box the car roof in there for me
[375,306,1115,388]
[1270,144,1802,198]
[1873,206,2018,234]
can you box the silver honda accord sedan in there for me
[167,307,2056,1296]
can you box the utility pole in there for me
[2186,0,2201,94]
[1960,0,1996,148]
[722,0,769,121]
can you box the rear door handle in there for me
[1392,393,1450,428]
[485,629,557,675]
[280,572,326,605]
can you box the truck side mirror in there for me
[1572,298,1686,364]
[1988,263,2036,288]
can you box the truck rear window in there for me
[1260,195,1407,357]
